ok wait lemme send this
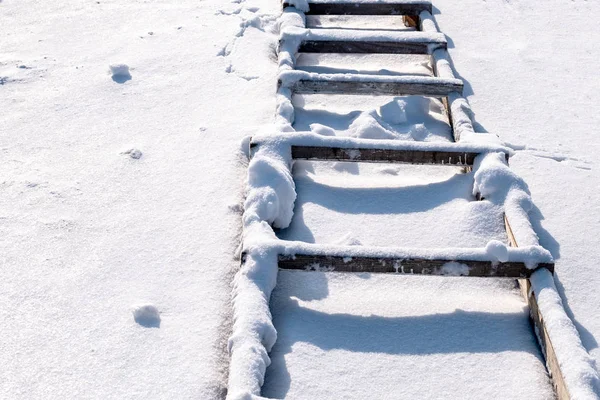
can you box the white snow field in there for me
[3,0,600,399]
[433,0,600,383]
[1,0,280,398]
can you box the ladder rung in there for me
[296,30,446,54]
[283,1,432,15]
[250,133,511,165]
[278,254,554,277]
[283,74,463,96]
[292,145,478,165]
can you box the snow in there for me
[440,261,470,276]
[485,240,509,263]
[283,0,309,13]
[252,131,511,154]
[0,0,279,398]
[306,15,412,30]
[228,247,279,399]
[4,0,600,398]
[244,144,296,229]
[278,161,506,248]
[121,148,143,159]
[279,69,463,86]
[109,63,132,82]
[132,304,161,328]
[263,271,553,399]
[531,269,600,399]
[285,28,446,44]
[293,94,455,141]
[433,0,600,396]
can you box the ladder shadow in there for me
[277,170,477,244]
[263,288,544,398]
[290,171,472,215]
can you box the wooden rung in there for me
[293,29,446,55]
[299,38,444,54]
[292,145,478,165]
[279,254,554,277]
[289,77,463,96]
[283,1,432,16]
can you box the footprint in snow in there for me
[133,304,161,328]
[121,148,143,159]
[109,63,132,83]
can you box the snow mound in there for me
[378,99,408,125]
[283,0,309,12]
[244,143,296,229]
[485,240,509,262]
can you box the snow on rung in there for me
[284,0,432,16]
[279,72,463,96]
[250,133,512,165]
[266,240,555,277]
[278,254,554,277]
[297,29,446,54]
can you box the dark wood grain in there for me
[290,79,463,96]
[283,2,432,15]
[278,254,554,277]
[292,145,478,165]
[505,215,566,398]
[520,279,570,399]
[299,40,444,54]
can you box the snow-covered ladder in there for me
[228,2,600,399]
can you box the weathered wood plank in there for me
[278,254,553,277]
[291,79,463,96]
[505,215,568,399]
[521,279,570,400]
[283,2,432,16]
[292,145,478,165]
[299,40,442,54]
[403,15,419,28]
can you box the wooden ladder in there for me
[229,2,598,399]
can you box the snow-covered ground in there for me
[1,0,279,398]
[432,0,600,375]
[3,0,600,398]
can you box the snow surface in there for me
[279,161,506,248]
[4,0,600,398]
[263,271,554,399]
[1,0,280,398]
[432,0,600,388]
[293,94,455,141]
